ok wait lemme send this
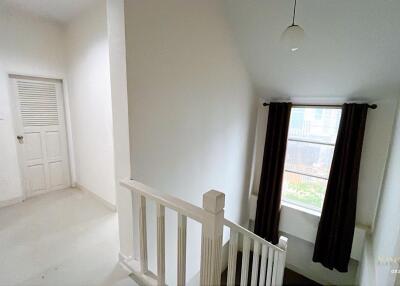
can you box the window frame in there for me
[281,106,341,213]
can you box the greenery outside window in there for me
[282,107,342,211]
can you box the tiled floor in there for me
[0,188,137,286]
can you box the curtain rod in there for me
[262,103,378,109]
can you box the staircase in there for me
[120,179,288,286]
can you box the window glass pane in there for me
[281,107,341,212]
[285,140,334,179]
[282,172,327,210]
[288,108,342,144]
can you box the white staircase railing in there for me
[120,179,287,286]
[224,220,287,286]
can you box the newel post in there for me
[276,236,288,286]
[200,190,225,286]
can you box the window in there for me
[281,107,342,211]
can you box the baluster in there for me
[271,249,279,285]
[200,190,225,286]
[138,195,148,273]
[259,244,268,286]
[227,229,238,285]
[240,236,250,286]
[130,192,141,260]
[157,204,165,285]
[177,214,187,285]
[266,247,273,286]
[250,240,260,285]
[276,237,288,286]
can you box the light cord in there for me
[292,0,297,26]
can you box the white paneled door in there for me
[10,76,70,198]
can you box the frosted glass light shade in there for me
[281,24,305,52]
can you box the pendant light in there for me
[281,0,305,52]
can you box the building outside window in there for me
[281,107,342,211]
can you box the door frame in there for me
[8,74,72,199]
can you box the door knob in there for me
[17,135,24,143]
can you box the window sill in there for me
[281,201,321,218]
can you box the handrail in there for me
[122,178,285,251]
[120,179,287,286]
[224,218,285,252]
[120,179,207,223]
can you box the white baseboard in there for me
[119,253,158,285]
[0,196,23,209]
[76,183,117,212]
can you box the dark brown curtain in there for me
[313,103,369,272]
[254,102,292,244]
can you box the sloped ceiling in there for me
[223,0,400,100]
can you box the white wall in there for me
[0,4,67,203]
[66,0,116,206]
[124,0,257,283]
[359,103,400,286]
[106,0,133,257]
[358,98,398,227]
[358,235,376,286]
